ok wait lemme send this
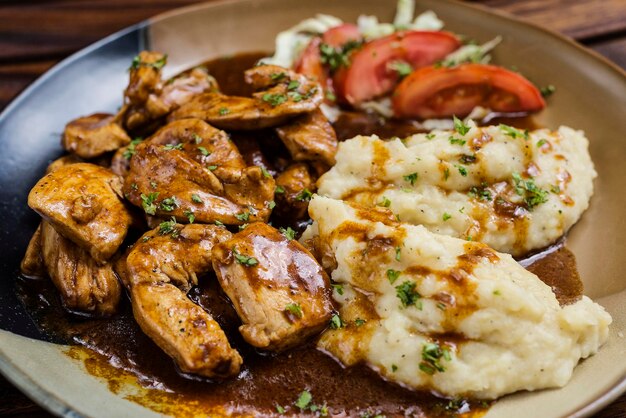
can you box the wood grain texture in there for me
[0,1,625,417]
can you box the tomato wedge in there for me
[392,64,546,119]
[333,31,461,105]
[294,23,362,92]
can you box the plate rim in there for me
[0,1,624,417]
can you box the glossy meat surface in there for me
[62,113,131,158]
[20,224,45,278]
[28,163,132,263]
[123,120,275,225]
[169,65,323,131]
[274,163,315,221]
[126,223,241,378]
[40,221,121,316]
[131,282,242,378]
[275,108,338,166]
[212,222,333,351]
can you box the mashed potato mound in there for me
[317,123,596,256]
[304,196,611,399]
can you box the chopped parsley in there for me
[158,217,178,237]
[331,283,344,295]
[449,136,466,146]
[330,314,344,329]
[550,184,561,194]
[459,154,476,164]
[197,146,210,156]
[214,220,224,226]
[378,196,392,207]
[207,165,218,171]
[275,185,285,194]
[403,172,418,186]
[122,138,142,159]
[285,303,303,318]
[443,167,450,181]
[295,390,312,410]
[455,164,468,176]
[325,91,336,101]
[389,60,413,78]
[191,193,203,204]
[536,139,548,148]
[276,404,286,414]
[218,107,230,115]
[260,166,272,178]
[395,281,421,308]
[267,200,276,209]
[159,196,178,212]
[540,84,556,98]
[443,212,452,221]
[419,342,451,375]
[262,93,287,106]
[511,172,549,209]
[279,226,297,240]
[235,211,250,222]
[183,209,195,224]
[193,133,203,144]
[130,54,167,70]
[391,364,398,372]
[386,269,401,284]
[296,188,313,202]
[270,72,286,81]
[287,80,300,91]
[164,143,184,151]
[232,247,258,267]
[468,183,492,201]
[499,124,529,140]
[140,192,159,215]
[395,246,401,261]
[453,115,471,136]
[319,40,362,72]
[425,133,436,140]
[355,318,366,327]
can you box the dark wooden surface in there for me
[0,1,624,417]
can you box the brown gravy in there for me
[17,52,582,417]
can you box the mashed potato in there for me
[304,196,611,399]
[317,122,596,256]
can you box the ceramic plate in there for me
[0,0,625,417]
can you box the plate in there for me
[0,0,625,417]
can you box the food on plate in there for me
[17,0,609,413]
[317,121,595,256]
[27,163,132,263]
[393,64,547,118]
[124,223,242,378]
[212,222,333,351]
[304,196,611,399]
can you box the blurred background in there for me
[0,0,624,417]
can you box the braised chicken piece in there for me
[212,222,333,351]
[28,163,132,263]
[20,224,46,278]
[120,51,218,132]
[46,155,83,174]
[169,65,323,130]
[123,120,275,225]
[275,108,338,167]
[40,221,121,316]
[274,163,316,221]
[62,113,131,159]
[125,223,242,378]
[110,145,133,177]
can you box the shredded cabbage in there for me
[439,36,502,67]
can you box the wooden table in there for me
[0,0,624,416]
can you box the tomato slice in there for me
[392,64,546,119]
[334,31,461,105]
[294,24,362,100]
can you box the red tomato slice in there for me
[334,31,461,105]
[392,64,546,119]
[294,24,363,100]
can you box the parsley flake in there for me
[197,146,210,156]
[159,196,178,212]
[262,93,287,107]
[389,60,413,78]
[295,391,312,410]
[232,247,258,267]
[285,303,303,318]
[123,138,142,159]
[453,115,471,136]
[395,246,401,261]
[499,124,529,140]
[140,192,159,215]
[164,143,184,151]
[296,188,313,202]
[443,212,452,221]
[378,196,391,207]
[218,107,230,115]
[386,269,401,284]
[279,226,297,240]
[332,283,344,295]
[403,172,418,186]
[511,172,549,209]
[191,193,203,204]
[330,314,344,329]
[395,281,421,308]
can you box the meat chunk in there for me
[274,163,315,221]
[169,65,322,130]
[28,163,132,263]
[131,282,242,378]
[40,222,121,316]
[46,155,83,174]
[212,222,333,351]
[62,113,131,158]
[123,126,275,225]
[120,52,218,132]
[126,223,232,290]
[275,108,338,166]
[20,224,46,278]
[126,223,241,378]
